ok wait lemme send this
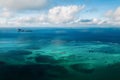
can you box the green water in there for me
[0,28,120,80]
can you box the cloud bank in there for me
[0,0,47,10]
[105,7,120,25]
[0,0,119,27]
[0,5,86,27]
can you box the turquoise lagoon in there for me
[0,28,120,80]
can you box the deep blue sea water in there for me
[0,27,120,80]
[1,28,120,43]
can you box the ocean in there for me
[0,27,120,80]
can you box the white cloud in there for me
[48,5,85,24]
[0,5,86,27]
[1,5,120,27]
[0,8,13,18]
[0,0,47,10]
[105,7,120,25]
[6,15,49,26]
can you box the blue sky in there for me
[0,0,120,27]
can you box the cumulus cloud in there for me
[48,5,85,24]
[0,5,86,27]
[0,0,120,27]
[0,0,47,10]
[1,5,119,27]
[0,8,13,18]
[105,7,120,25]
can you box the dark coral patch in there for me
[35,55,56,63]
[8,50,32,55]
[0,50,33,61]
[70,64,95,74]
[0,61,6,65]
[25,45,40,50]
[0,64,68,80]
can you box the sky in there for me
[0,0,120,27]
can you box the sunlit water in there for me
[0,27,120,80]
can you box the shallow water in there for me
[0,27,120,80]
